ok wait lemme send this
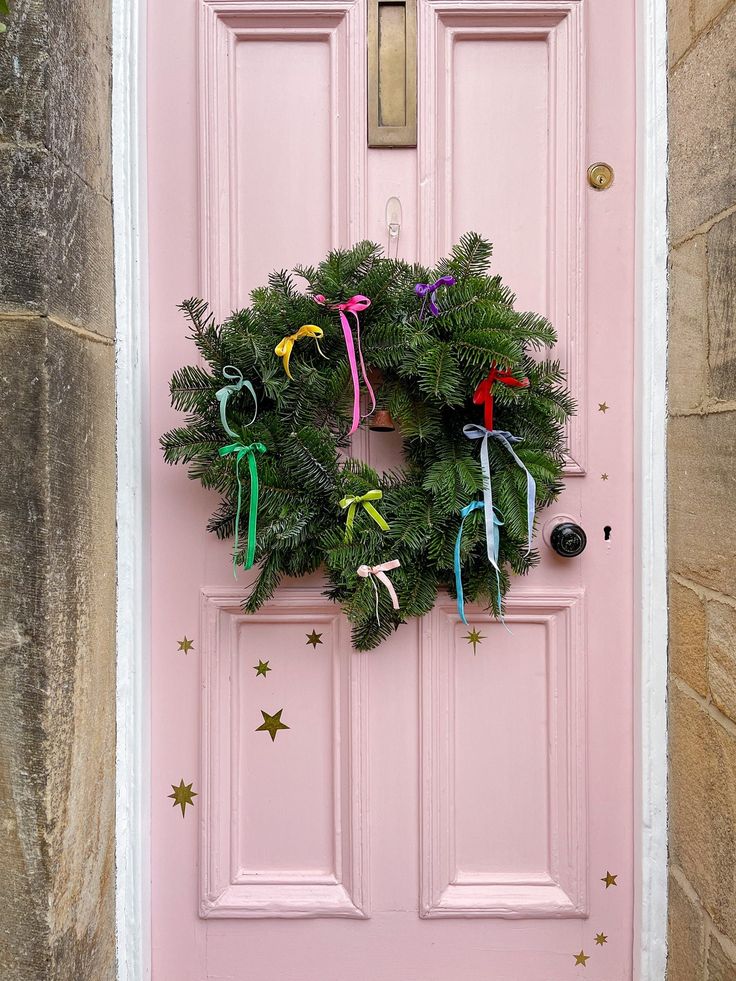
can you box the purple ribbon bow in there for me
[414,275,456,318]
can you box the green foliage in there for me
[0,0,10,32]
[161,233,575,650]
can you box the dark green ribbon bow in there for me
[219,439,267,572]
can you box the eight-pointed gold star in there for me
[598,402,609,413]
[601,870,618,888]
[168,779,197,817]
[306,630,323,649]
[595,932,608,946]
[574,950,590,967]
[177,636,194,654]
[256,708,290,742]
[464,627,485,655]
[254,660,271,678]
[601,473,609,481]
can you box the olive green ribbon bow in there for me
[339,490,389,542]
[218,440,267,572]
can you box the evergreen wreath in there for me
[161,233,575,651]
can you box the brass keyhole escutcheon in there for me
[587,162,614,190]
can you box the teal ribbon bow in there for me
[339,490,389,542]
[219,440,267,572]
[215,365,261,574]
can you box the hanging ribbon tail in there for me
[352,309,376,420]
[491,431,537,554]
[454,500,485,625]
[315,295,372,435]
[472,375,494,431]
[361,500,389,532]
[337,310,362,434]
[274,339,294,380]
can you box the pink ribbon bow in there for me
[314,293,375,434]
[357,559,401,625]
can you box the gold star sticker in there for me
[595,932,608,946]
[601,473,609,481]
[168,779,197,817]
[254,660,271,678]
[256,709,290,742]
[306,630,323,649]
[598,402,609,413]
[574,951,590,967]
[602,871,618,888]
[177,636,194,654]
[464,627,485,655]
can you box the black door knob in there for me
[550,522,587,558]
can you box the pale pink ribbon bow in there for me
[357,559,401,625]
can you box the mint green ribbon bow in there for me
[215,365,262,574]
[215,365,257,439]
[339,490,389,542]
[219,440,267,572]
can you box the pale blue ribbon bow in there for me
[455,424,537,624]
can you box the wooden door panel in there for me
[418,1,586,472]
[421,593,586,918]
[200,589,368,917]
[200,1,366,316]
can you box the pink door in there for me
[148,1,635,978]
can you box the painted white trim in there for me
[110,0,669,974]
[112,0,151,977]
[634,0,669,977]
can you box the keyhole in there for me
[604,525,612,541]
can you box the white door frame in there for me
[111,0,669,976]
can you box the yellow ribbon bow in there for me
[275,324,326,379]
[339,490,390,542]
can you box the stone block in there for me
[0,144,114,336]
[668,870,706,981]
[669,1,736,241]
[47,0,112,197]
[669,684,736,942]
[668,412,736,594]
[0,0,48,146]
[707,211,736,401]
[668,235,708,413]
[668,0,693,65]
[708,600,736,723]
[0,0,111,197]
[670,577,708,695]
[708,931,736,980]
[0,317,116,981]
[692,0,732,35]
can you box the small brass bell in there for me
[369,409,396,432]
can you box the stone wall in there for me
[0,1,116,979]
[667,0,736,977]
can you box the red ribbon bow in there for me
[473,364,530,431]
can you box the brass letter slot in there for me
[368,0,417,147]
